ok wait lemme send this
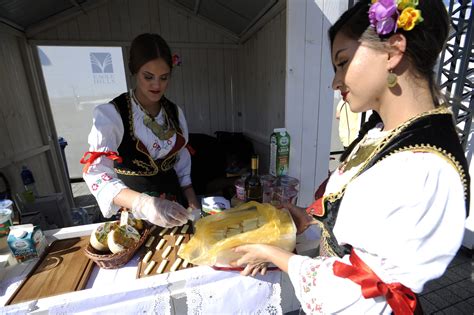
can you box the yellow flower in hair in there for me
[397,0,418,10]
[397,7,423,31]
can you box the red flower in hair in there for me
[172,54,182,67]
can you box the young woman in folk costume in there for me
[81,33,198,228]
[233,1,470,314]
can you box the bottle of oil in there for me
[245,155,263,203]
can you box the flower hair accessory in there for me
[172,54,182,67]
[369,0,423,36]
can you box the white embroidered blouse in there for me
[83,91,192,218]
[287,126,466,314]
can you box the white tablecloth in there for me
[0,224,320,314]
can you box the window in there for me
[38,46,127,179]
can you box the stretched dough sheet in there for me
[178,201,296,266]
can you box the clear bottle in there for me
[20,166,38,197]
[245,155,263,203]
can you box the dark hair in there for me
[328,0,449,107]
[129,33,179,129]
[128,33,173,75]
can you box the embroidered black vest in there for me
[310,108,470,258]
[111,93,186,199]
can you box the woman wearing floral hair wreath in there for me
[81,33,198,228]
[232,1,470,314]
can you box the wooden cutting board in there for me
[137,224,195,278]
[6,236,95,305]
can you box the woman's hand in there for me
[283,202,318,235]
[131,193,191,227]
[232,243,294,275]
[231,244,271,276]
[241,262,268,276]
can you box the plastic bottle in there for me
[20,166,38,197]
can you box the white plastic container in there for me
[269,128,290,176]
[0,199,13,212]
[201,196,230,216]
[0,209,13,236]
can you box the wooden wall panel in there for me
[237,10,286,168]
[285,0,347,205]
[96,5,112,41]
[207,49,225,133]
[31,0,237,44]
[129,0,151,36]
[0,33,56,196]
[0,36,43,155]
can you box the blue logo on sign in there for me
[90,53,113,73]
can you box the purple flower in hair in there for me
[368,0,399,35]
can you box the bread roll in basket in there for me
[84,212,151,269]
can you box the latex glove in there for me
[131,193,190,227]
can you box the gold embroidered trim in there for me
[319,223,338,257]
[326,106,451,202]
[114,93,179,176]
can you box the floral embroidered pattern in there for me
[299,257,326,314]
[91,172,112,191]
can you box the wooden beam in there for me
[28,39,239,49]
[0,17,25,33]
[69,0,88,14]
[25,0,109,38]
[164,0,240,43]
[239,0,285,44]
[0,146,50,169]
[194,0,201,14]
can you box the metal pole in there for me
[437,0,473,148]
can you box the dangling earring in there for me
[387,69,397,88]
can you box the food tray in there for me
[6,236,94,305]
[136,224,195,278]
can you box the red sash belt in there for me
[80,151,122,173]
[333,249,417,315]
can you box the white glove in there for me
[131,193,190,227]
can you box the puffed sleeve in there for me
[335,152,466,291]
[82,103,128,218]
[174,105,192,187]
[288,254,390,314]
[287,152,466,314]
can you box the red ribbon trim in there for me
[80,151,123,173]
[186,144,196,156]
[333,249,417,315]
[211,265,280,272]
[306,197,324,217]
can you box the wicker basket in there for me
[84,225,151,269]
